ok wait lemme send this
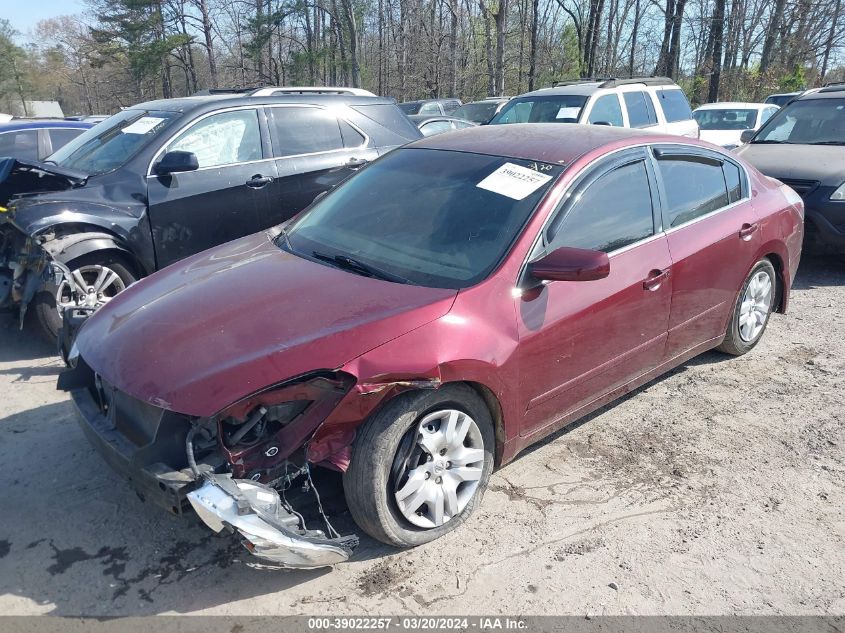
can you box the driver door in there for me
[516,149,672,436]
[146,108,277,268]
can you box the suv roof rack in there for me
[552,76,675,89]
[820,81,845,92]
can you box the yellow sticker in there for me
[0,206,7,213]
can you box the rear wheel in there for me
[717,258,776,356]
[343,384,494,547]
[33,252,137,342]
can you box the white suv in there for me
[489,77,699,138]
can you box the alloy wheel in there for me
[393,409,485,529]
[738,270,773,342]
[56,264,127,315]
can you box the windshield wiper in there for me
[807,141,845,145]
[751,139,793,144]
[311,250,410,284]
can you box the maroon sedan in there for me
[61,125,803,568]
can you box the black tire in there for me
[343,383,495,547]
[716,258,777,356]
[33,252,137,343]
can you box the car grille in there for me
[779,178,819,198]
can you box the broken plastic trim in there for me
[188,474,358,569]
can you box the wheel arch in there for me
[761,250,786,314]
[38,227,146,276]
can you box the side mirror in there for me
[154,150,199,175]
[527,247,610,283]
[740,130,755,144]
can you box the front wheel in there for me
[717,258,777,356]
[343,384,495,547]
[33,253,137,342]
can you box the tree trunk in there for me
[708,0,726,102]
[629,0,640,75]
[528,0,539,89]
[760,0,786,73]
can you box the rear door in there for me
[652,88,698,137]
[622,90,660,130]
[146,107,277,268]
[264,105,378,224]
[651,145,760,357]
[517,149,673,435]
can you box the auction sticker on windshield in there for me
[122,117,166,135]
[477,162,553,200]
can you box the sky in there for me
[1,0,85,37]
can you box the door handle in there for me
[739,222,758,240]
[246,174,273,189]
[643,268,669,291]
[346,157,368,169]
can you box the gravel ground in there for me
[0,254,842,616]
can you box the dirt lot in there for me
[0,255,842,616]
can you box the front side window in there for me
[656,89,693,122]
[760,107,778,125]
[398,102,423,115]
[48,109,179,175]
[0,130,39,161]
[167,109,261,168]
[624,91,658,127]
[693,108,758,130]
[284,148,564,288]
[453,102,499,124]
[269,107,343,156]
[656,156,729,227]
[546,160,655,253]
[490,95,588,124]
[753,98,845,145]
[588,94,624,127]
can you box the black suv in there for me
[736,84,845,253]
[0,93,421,339]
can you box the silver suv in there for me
[489,77,699,138]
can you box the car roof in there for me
[0,119,93,131]
[515,83,604,97]
[410,123,695,164]
[694,102,771,110]
[799,85,845,99]
[408,114,464,123]
[402,98,458,105]
[130,93,397,113]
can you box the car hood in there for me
[736,143,845,186]
[698,129,744,147]
[75,232,458,416]
[0,158,88,207]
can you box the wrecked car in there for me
[0,92,422,340]
[61,125,803,568]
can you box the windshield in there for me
[489,95,588,124]
[454,102,501,124]
[283,148,563,288]
[47,109,180,175]
[693,108,758,130]
[753,98,845,145]
[398,102,422,115]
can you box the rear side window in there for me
[656,89,693,122]
[0,130,39,161]
[49,128,86,153]
[269,107,343,157]
[420,120,452,137]
[588,95,624,127]
[443,100,461,115]
[339,120,366,148]
[656,156,729,227]
[351,104,421,138]
[623,92,658,127]
[723,161,743,203]
[548,160,655,252]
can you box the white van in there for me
[488,77,699,138]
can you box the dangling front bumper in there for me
[188,475,358,569]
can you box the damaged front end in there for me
[59,358,360,569]
[0,158,89,327]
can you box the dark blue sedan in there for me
[0,119,93,162]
